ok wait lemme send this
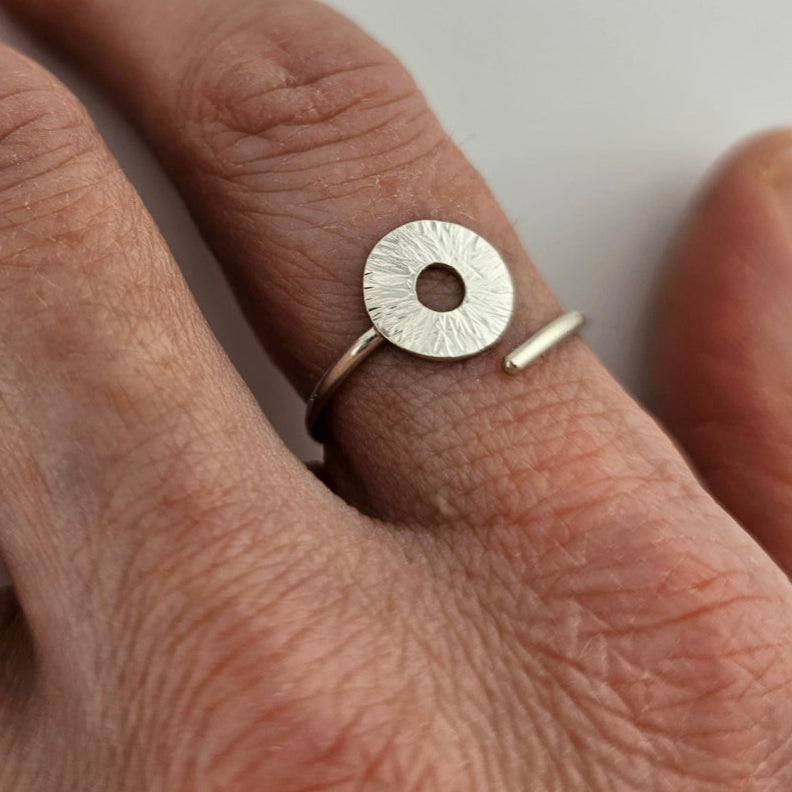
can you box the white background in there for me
[0,1,791,583]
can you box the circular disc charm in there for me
[363,220,514,359]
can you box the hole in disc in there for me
[415,264,466,312]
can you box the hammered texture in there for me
[363,220,514,359]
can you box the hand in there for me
[0,1,790,789]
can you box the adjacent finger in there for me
[0,46,329,646]
[654,131,792,573]
[3,0,729,530]
[0,56,488,787]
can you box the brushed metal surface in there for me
[363,220,514,359]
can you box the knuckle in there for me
[178,9,445,189]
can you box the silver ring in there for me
[306,220,584,441]
[364,220,514,358]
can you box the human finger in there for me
[0,44,328,657]
[1,0,728,531]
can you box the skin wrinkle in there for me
[197,69,419,156]
[0,89,101,195]
[165,642,399,788]
[104,484,264,633]
[0,153,111,236]
[388,561,555,785]
[106,492,322,656]
[532,650,751,787]
[114,508,408,784]
[206,111,441,181]
[453,524,792,783]
[213,128,450,226]
[177,21,431,177]
[262,552,504,788]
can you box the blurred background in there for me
[0,0,791,586]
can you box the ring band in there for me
[503,310,585,374]
[306,326,384,441]
[306,220,584,442]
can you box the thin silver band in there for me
[503,310,585,373]
[306,326,385,441]
[306,310,585,441]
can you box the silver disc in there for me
[363,220,514,359]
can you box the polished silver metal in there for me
[305,218,584,443]
[503,310,585,373]
[364,220,514,359]
[306,326,384,440]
